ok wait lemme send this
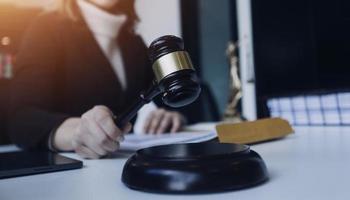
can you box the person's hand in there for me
[143,108,185,134]
[72,105,131,159]
[54,105,131,159]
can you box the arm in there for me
[9,15,130,158]
[8,14,70,150]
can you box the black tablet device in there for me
[0,151,83,179]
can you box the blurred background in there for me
[1,0,350,144]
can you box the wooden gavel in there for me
[114,35,201,128]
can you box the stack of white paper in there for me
[120,132,217,151]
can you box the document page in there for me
[120,132,217,151]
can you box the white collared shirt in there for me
[77,0,128,90]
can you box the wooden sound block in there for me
[122,143,268,193]
[216,118,294,144]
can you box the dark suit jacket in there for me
[8,10,154,150]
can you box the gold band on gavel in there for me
[152,51,194,83]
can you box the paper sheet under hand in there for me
[120,132,217,151]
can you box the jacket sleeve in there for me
[8,14,70,150]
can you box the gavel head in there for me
[148,35,201,108]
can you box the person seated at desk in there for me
[8,0,185,159]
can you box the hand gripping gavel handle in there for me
[113,84,162,128]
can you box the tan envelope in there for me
[216,118,294,144]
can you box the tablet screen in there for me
[0,151,83,179]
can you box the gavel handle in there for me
[114,84,162,128]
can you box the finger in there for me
[148,110,166,134]
[81,118,108,156]
[122,123,132,134]
[86,111,122,154]
[156,113,172,134]
[87,111,120,153]
[93,107,126,142]
[83,134,108,156]
[93,105,114,116]
[98,113,124,142]
[78,122,119,153]
[170,114,182,133]
[75,144,100,159]
[143,112,155,134]
[101,139,120,152]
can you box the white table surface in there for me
[1,126,350,200]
